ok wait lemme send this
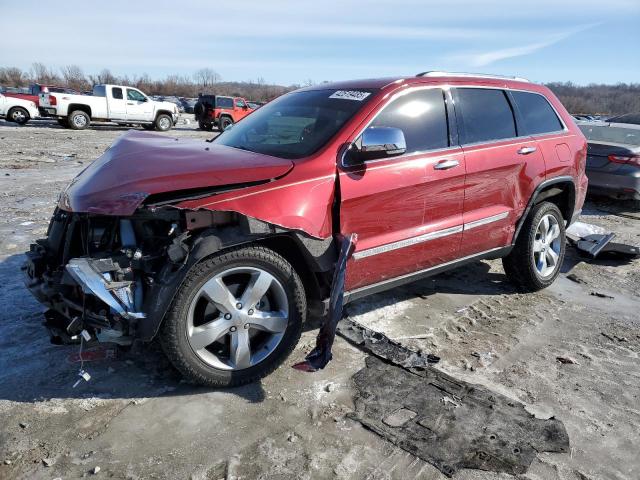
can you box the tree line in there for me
[1,63,639,114]
[0,63,294,102]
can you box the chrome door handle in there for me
[434,159,460,170]
[517,146,537,155]
[127,102,134,105]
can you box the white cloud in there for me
[461,24,599,67]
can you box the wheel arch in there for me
[137,215,335,342]
[155,110,174,121]
[512,175,576,245]
[68,103,92,117]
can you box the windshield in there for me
[213,89,376,159]
[579,124,640,147]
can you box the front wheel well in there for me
[155,110,173,121]
[251,235,327,315]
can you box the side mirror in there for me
[343,126,407,165]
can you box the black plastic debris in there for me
[337,318,440,369]
[566,221,639,259]
[350,356,569,477]
[293,234,357,372]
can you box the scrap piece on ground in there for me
[350,357,569,477]
[293,234,357,372]
[337,318,440,369]
[566,221,639,259]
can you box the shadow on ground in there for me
[0,253,265,404]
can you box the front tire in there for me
[155,114,173,131]
[503,201,566,291]
[68,110,90,130]
[7,107,29,125]
[160,245,306,387]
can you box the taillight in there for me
[608,154,640,167]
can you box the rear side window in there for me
[370,88,449,154]
[216,97,234,108]
[112,87,123,99]
[511,91,563,135]
[455,88,516,144]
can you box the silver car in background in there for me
[578,121,640,206]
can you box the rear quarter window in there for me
[216,97,234,109]
[511,91,564,135]
[455,88,516,144]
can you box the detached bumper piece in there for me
[65,258,145,321]
[566,221,640,259]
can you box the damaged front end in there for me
[23,207,191,345]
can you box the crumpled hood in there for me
[59,130,294,215]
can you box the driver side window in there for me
[370,88,449,155]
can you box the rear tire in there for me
[155,114,173,131]
[7,107,29,125]
[160,245,306,387]
[219,116,233,131]
[68,110,90,130]
[502,201,566,292]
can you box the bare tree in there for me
[89,68,118,85]
[193,68,221,90]
[60,64,89,91]
[31,62,60,84]
[0,67,28,87]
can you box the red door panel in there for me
[341,148,466,291]
[459,139,546,256]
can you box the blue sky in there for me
[1,0,639,85]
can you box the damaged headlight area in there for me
[22,207,237,346]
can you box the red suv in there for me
[194,94,254,131]
[24,72,588,387]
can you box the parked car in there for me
[0,93,39,124]
[180,98,197,114]
[2,83,78,108]
[194,94,254,131]
[606,112,640,126]
[40,84,180,131]
[577,121,640,205]
[23,72,587,387]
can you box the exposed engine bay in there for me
[23,206,335,347]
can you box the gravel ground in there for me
[0,117,639,480]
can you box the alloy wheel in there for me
[532,213,562,278]
[186,267,289,370]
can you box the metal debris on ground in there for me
[350,356,569,477]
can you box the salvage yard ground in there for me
[0,117,639,479]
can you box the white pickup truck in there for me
[40,84,180,131]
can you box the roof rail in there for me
[416,71,531,83]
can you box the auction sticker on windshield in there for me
[329,90,371,101]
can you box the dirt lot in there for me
[0,117,639,480]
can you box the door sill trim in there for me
[344,245,512,304]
